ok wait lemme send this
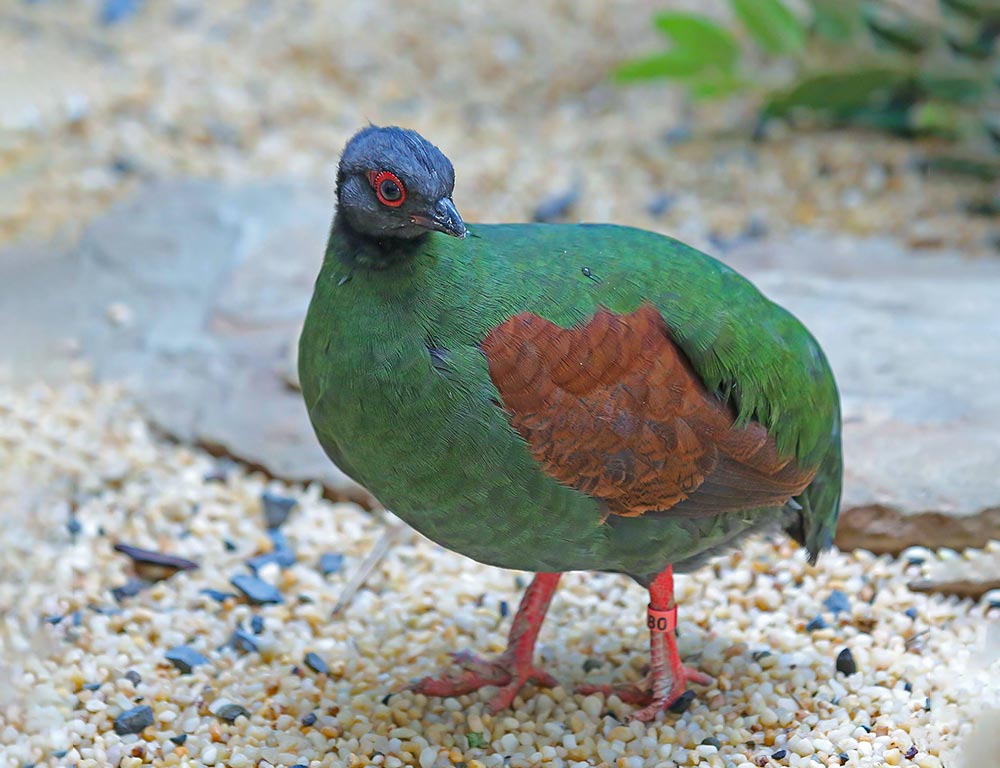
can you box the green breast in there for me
[298,231,611,572]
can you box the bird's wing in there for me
[480,303,815,519]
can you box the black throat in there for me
[329,209,428,270]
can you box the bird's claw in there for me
[410,651,558,713]
[576,665,714,722]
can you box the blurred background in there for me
[1,0,996,250]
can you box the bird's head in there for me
[336,125,466,241]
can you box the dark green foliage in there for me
[618,0,999,184]
[732,0,805,54]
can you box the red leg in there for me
[411,572,561,712]
[578,565,713,722]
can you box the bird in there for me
[298,125,842,722]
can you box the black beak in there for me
[413,197,467,239]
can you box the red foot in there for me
[577,665,714,722]
[411,650,558,713]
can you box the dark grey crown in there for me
[336,125,465,241]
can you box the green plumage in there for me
[299,222,842,581]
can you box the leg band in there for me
[646,604,677,633]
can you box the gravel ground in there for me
[2,380,998,767]
[1,0,996,254]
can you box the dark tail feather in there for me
[788,432,843,563]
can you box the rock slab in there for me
[2,180,998,550]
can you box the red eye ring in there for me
[367,170,406,208]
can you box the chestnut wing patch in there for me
[480,304,815,518]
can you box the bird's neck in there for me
[330,211,427,270]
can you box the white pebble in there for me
[581,694,603,718]
[419,746,437,768]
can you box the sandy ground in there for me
[1,381,998,767]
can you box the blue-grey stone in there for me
[806,615,828,631]
[200,588,236,603]
[215,702,251,723]
[165,645,208,674]
[823,590,851,615]
[114,704,154,735]
[230,574,283,604]
[262,491,297,529]
[304,651,328,675]
[319,552,344,575]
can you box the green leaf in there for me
[764,67,912,115]
[911,101,964,135]
[807,0,864,41]
[731,0,806,54]
[687,70,750,100]
[614,52,710,82]
[922,153,1000,179]
[918,67,990,103]
[862,5,936,54]
[940,0,1000,24]
[653,13,741,71]
[946,28,998,60]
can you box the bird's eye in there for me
[368,170,406,208]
